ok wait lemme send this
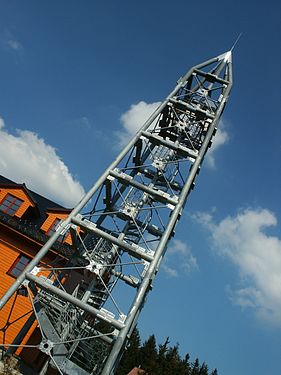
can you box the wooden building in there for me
[0,175,74,372]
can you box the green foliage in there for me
[139,334,158,375]
[191,358,200,375]
[116,328,141,375]
[116,328,218,375]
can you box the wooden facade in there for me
[0,175,73,371]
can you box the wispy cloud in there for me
[71,116,92,129]
[6,39,23,51]
[162,239,198,277]
[1,30,24,53]
[0,117,85,207]
[205,121,229,168]
[116,101,161,148]
[194,208,281,326]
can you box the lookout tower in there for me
[0,51,233,375]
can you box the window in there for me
[8,254,31,278]
[46,218,64,241]
[0,194,23,216]
[46,218,60,236]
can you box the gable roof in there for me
[0,179,37,207]
[0,175,70,217]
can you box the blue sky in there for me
[0,1,280,374]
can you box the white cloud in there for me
[162,264,179,277]
[194,208,281,326]
[116,101,161,148]
[6,39,23,51]
[163,239,198,277]
[0,117,85,207]
[205,122,229,168]
[1,30,24,53]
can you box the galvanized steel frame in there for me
[0,51,232,375]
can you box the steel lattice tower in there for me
[0,51,232,375]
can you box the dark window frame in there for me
[7,254,31,278]
[0,193,24,216]
[46,218,64,242]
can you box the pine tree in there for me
[199,362,209,375]
[158,337,170,359]
[139,334,158,375]
[116,330,217,375]
[191,358,200,375]
[116,327,141,375]
[182,353,191,374]
[165,344,189,375]
[157,337,170,375]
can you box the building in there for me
[0,175,74,372]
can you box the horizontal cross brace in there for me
[141,130,198,160]
[71,216,154,262]
[109,169,178,206]
[26,273,125,330]
[113,211,163,237]
[193,69,229,85]
[169,97,215,119]
[141,167,182,192]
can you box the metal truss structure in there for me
[0,51,233,375]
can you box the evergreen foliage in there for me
[116,328,141,375]
[116,328,218,375]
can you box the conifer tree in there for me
[165,344,189,375]
[191,358,200,375]
[211,369,218,375]
[199,362,209,375]
[182,353,191,374]
[157,337,170,375]
[158,337,170,359]
[139,334,158,375]
[116,328,218,375]
[116,327,141,375]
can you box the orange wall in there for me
[0,238,36,353]
[0,187,71,364]
[41,213,72,245]
[0,226,63,356]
